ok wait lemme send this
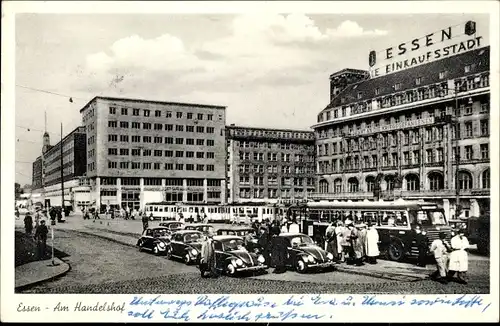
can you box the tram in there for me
[287,199,452,262]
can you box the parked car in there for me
[467,215,490,255]
[205,235,267,276]
[158,221,185,233]
[216,228,261,253]
[184,224,215,236]
[275,233,336,273]
[136,227,171,255]
[166,230,204,265]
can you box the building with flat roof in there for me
[226,125,316,205]
[79,96,227,210]
[312,46,490,219]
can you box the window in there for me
[196,164,204,171]
[176,164,184,170]
[108,121,117,128]
[207,152,215,159]
[121,108,128,115]
[394,83,402,91]
[457,171,473,190]
[176,125,184,132]
[108,148,118,155]
[480,120,489,136]
[464,122,473,137]
[143,110,150,117]
[186,151,194,158]
[405,174,420,191]
[415,77,422,85]
[132,149,141,156]
[426,149,434,163]
[186,125,194,132]
[154,163,161,170]
[132,122,140,129]
[436,148,444,162]
[357,92,363,99]
[165,150,173,157]
[132,162,141,169]
[413,150,420,164]
[132,135,140,142]
[164,163,173,170]
[120,162,129,169]
[142,122,151,130]
[375,88,380,96]
[348,178,359,192]
[143,163,152,169]
[143,149,151,156]
[175,151,183,158]
[464,64,472,73]
[425,128,433,142]
[197,139,205,146]
[175,138,184,145]
[186,164,194,171]
[109,107,116,114]
[166,111,172,118]
[439,71,447,79]
[165,137,173,144]
[207,140,215,146]
[119,122,129,130]
[154,123,163,130]
[480,144,489,159]
[207,114,213,120]
[120,135,129,142]
[482,169,490,188]
[465,145,473,160]
[206,127,214,133]
[403,151,409,165]
[133,109,140,116]
[176,112,182,119]
[155,110,161,117]
[108,134,118,142]
[197,113,203,120]
[196,126,205,133]
[429,172,444,190]
[143,136,151,143]
[154,150,162,157]
[186,112,193,120]
[154,136,162,144]
[196,152,204,158]
[207,165,215,171]
[186,138,194,145]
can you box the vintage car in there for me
[136,227,171,255]
[184,224,215,236]
[203,235,267,276]
[158,221,185,233]
[275,233,335,273]
[166,230,204,265]
[216,228,261,253]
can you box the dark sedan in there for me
[217,228,261,253]
[184,224,215,236]
[159,221,185,233]
[208,235,267,276]
[277,233,335,273]
[136,227,171,255]
[166,230,204,265]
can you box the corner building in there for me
[312,47,490,219]
[80,96,227,210]
[226,125,316,205]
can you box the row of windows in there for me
[237,141,314,151]
[319,73,489,122]
[109,106,220,121]
[100,177,221,187]
[107,161,215,171]
[318,144,489,173]
[107,148,216,159]
[316,102,489,139]
[107,134,216,146]
[238,176,315,186]
[107,121,217,134]
[238,164,315,174]
[239,188,314,199]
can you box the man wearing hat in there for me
[447,229,469,284]
[430,232,451,284]
[200,234,217,278]
[35,219,49,260]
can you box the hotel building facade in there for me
[312,46,490,219]
[226,125,316,205]
[80,96,227,210]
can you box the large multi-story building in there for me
[312,46,490,219]
[80,96,227,210]
[31,126,89,208]
[226,125,316,205]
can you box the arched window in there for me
[319,180,329,193]
[366,176,375,192]
[348,177,359,192]
[385,175,395,191]
[457,171,473,190]
[333,178,342,193]
[428,172,444,190]
[405,174,420,191]
[482,169,490,189]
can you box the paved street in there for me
[16,214,490,294]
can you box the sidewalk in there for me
[16,258,70,289]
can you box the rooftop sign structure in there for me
[368,21,483,79]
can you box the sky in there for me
[14,12,490,185]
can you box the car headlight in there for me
[327,253,333,260]
[158,242,166,248]
[421,231,427,236]
[257,255,265,263]
[236,258,243,266]
[451,231,455,236]
[191,249,198,256]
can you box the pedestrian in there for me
[35,219,49,260]
[200,234,217,278]
[349,223,364,266]
[430,232,450,284]
[325,221,338,260]
[280,220,289,234]
[341,222,352,264]
[365,222,380,264]
[335,220,345,262]
[203,213,208,224]
[126,206,131,220]
[414,224,428,267]
[34,209,42,229]
[258,226,270,264]
[447,229,469,284]
[24,213,33,235]
[289,218,300,233]
[142,212,149,232]
[270,232,287,273]
[358,223,368,260]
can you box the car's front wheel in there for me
[295,258,306,273]
[165,246,172,259]
[225,263,236,276]
[137,240,144,251]
[153,246,159,255]
[184,253,191,265]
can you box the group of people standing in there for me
[325,219,380,266]
[430,229,470,284]
[23,209,49,260]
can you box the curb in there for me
[62,228,138,249]
[15,258,71,291]
[335,265,426,282]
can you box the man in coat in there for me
[35,219,49,260]
[350,224,364,266]
[142,212,149,232]
[270,233,288,273]
[200,235,217,278]
[447,229,469,284]
[325,222,338,261]
[414,224,428,267]
[24,213,33,235]
[365,222,380,264]
[258,226,270,263]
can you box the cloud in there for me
[326,20,388,38]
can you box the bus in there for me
[286,199,452,262]
[144,202,286,223]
